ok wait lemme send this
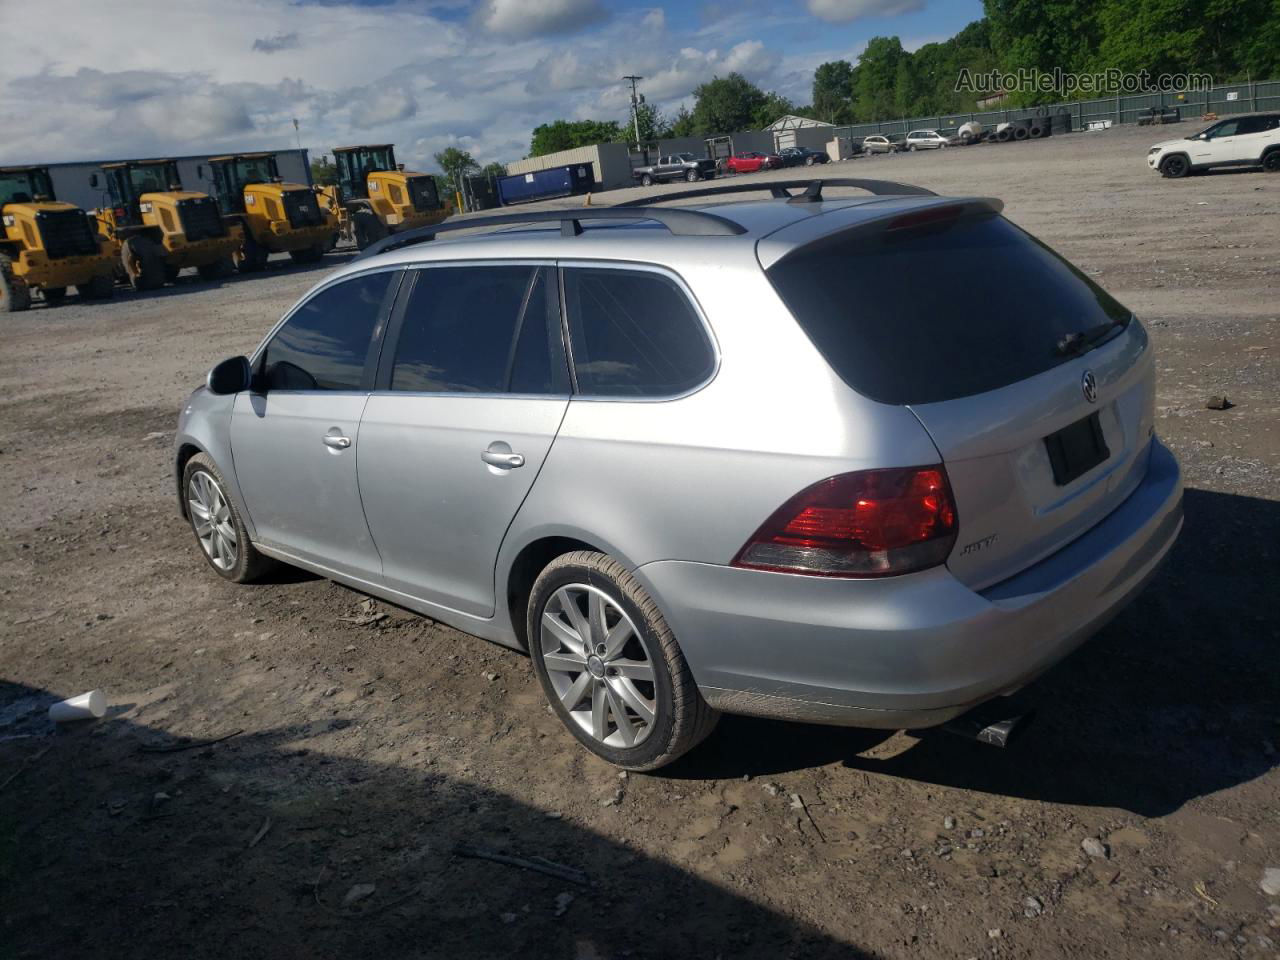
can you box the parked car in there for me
[724,151,782,174]
[176,179,1183,771]
[905,129,950,151]
[1148,112,1280,178]
[861,135,899,155]
[777,146,831,167]
[632,153,718,187]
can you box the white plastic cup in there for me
[48,690,107,723]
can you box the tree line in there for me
[526,0,1280,156]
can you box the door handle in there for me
[481,450,525,469]
[323,435,352,450]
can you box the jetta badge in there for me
[1081,369,1098,404]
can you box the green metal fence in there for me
[833,78,1280,139]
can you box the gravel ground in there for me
[1,122,1277,959]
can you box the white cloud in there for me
[0,0,842,172]
[477,0,608,37]
[805,0,926,23]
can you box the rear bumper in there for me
[635,438,1183,729]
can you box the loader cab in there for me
[98,160,182,227]
[332,144,396,202]
[0,166,56,207]
[207,153,281,215]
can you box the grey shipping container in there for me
[497,164,595,205]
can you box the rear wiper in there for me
[1055,319,1125,356]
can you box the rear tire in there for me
[1160,154,1190,178]
[77,272,115,300]
[1263,150,1280,173]
[685,169,699,182]
[120,236,165,291]
[288,244,325,264]
[527,550,719,771]
[351,210,389,251]
[182,453,275,584]
[42,286,68,306]
[197,257,234,281]
[0,255,32,313]
[236,231,269,273]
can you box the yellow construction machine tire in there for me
[197,256,235,281]
[164,263,181,284]
[236,232,269,274]
[352,210,389,251]
[121,236,165,292]
[287,243,326,265]
[43,286,68,307]
[77,273,115,301]
[0,254,32,313]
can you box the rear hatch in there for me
[765,204,1156,589]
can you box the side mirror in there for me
[89,173,99,188]
[207,356,252,395]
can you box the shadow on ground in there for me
[674,487,1279,816]
[0,680,873,960]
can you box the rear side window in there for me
[563,268,713,397]
[390,265,565,394]
[767,212,1131,405]
[262,271,394,391]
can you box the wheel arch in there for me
[175,442,204,517]
[503,535,606,650]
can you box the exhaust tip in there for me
[938,700,1036,749]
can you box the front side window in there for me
[262,271,394,391]
[390,265,564,395]
[563,267,714,398]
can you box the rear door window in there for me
[389,265,566,394]
[767,212,1131,405]
[562,267,714,397]
[261,271,395,391]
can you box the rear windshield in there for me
[767,212,1131,405]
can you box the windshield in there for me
[768,211,1132,405]
[233,156,278,184]
[129,163,180,194]
[0,169,53,205]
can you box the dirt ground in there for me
[1,122,1277,959]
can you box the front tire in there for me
[640,174,654,187]
[120,236,165,291]
[0,255,32,313]
[183,453,274,583]
[1161,154,1190,178]
[527,551,718,771]
[77,272,115,300]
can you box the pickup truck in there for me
[632,153,718,186]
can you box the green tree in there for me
[309,156,337,186]
[480,161,506,179]
[529,119,625,157]
[689,73,768,133]
[751,91,795,129]
[434,147,479,196]
[632,102,672,142]
[812,60,855,122]
[851,36,908,120]
[668,106,697,138]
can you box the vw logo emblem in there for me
[1081,370,1098,404]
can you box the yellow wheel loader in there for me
[205,152,339,273]
[91,160,243,291]
[1,166,116,312]
[315,144,450,251]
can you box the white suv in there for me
[905,130,950,151]
[1148,112,1280,177]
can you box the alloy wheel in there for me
[540,583,657,748]
[188,471,238,571]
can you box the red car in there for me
[724,151,782,174]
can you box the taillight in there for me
[732,466,958,578]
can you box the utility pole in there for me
[622,75,645,147]
[292,118,302,152]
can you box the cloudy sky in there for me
[0,0,982,173]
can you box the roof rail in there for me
[614,178,935,208]
[354,206,747,260]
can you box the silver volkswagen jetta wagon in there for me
[175,179,1183,770]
